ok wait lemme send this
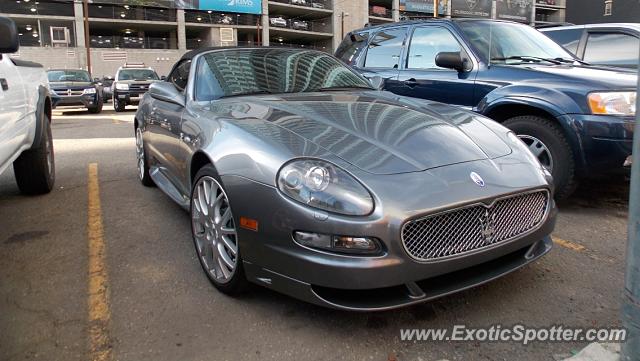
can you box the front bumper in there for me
[51,93,99,109]
[221,162,556,310]
[564,114,634,174]
[114,90,147,104]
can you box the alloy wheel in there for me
[135,128,145,180]
[518,134,554,172]
[191,176,238,283]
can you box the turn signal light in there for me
[293,231,382,255]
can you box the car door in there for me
[357,26,409,87]
[0,54,27,169]
[395,25,477,107]
[581,30,640,69]
[146,62,189,187]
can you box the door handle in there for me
[404,78,418,88]
[0,78,8,91]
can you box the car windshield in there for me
[47,70,91,82]
[458,21,575,64]
[195,49,373,101]
[117,69,159,81]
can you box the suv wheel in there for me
[504,115,577,200]
[191,165,247,295]
[87,96,103,114]
[13,113,55,195]
[113,96,125,112]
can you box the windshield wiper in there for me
[553,57,591,66]
[318,85,374,91]
[491,56,563,65]
[219,90,274,98]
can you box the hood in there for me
[497,64,638,90]
[49,81,94,89]
[208,91,513,175]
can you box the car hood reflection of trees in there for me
[205,92,513,175]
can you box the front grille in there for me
[129,84,149,91]
[401,190,549,262]
[55,88,84,96]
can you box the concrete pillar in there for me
[392,0,400,21]
[177,9,186,51]
[261,0,269,46]
[73,0,87,69]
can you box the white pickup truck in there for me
[0,17,55,194]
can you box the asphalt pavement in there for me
[0,107,630,361]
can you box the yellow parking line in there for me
[553,237,586,252]
[87,163,112,361]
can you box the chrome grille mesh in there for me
[402,191,549,261]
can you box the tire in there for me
[191,165,247,295]
[135,127,155,187]
[113,96,125,112]
[503,115,577,200]
[87,96,103,114]
[13,113,55,195]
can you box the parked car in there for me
[112,64,160,112]
[48,69,103,114]
[98,76,114,103]
[291,0,307,5]
[270,17,288,28]
[312,2,325,9]
[291,20,309,31]
[0,17,55,194]
[541,23,640,69]
[336,19,637,199]
[134,47,556,310]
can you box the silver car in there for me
[135,48,556,311]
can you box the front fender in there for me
[32,85,51,149]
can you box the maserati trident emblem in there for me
[470,172,485,187]
[67,89,72,96]
[466,0,478,10]
[479,209,497,244]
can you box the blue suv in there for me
[336,19,636,199]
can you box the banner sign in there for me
[451,0,491,18]
[195,0,262,14]
[93,0,263,14]
[399,0,449,15]
[495,0,533,23]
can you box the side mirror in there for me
[435,51,467,72]
[160,75,167,81]
[367,75,385,90]
[0,17,19,54]
[149,82,185,107]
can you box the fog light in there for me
[293,231,381,255]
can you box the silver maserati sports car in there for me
[134,47,556,311]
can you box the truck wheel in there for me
[504,115,577,200]
[114,97,125,112]
[87,97,103,114]
[13,114,55,195]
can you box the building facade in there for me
[1,0,566,77]
[566,0,639,24]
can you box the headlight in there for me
[83,87,96,94]
[277,159,374,216]
[588,92,636,116]
[115,83,129,90]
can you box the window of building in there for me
[364,28,407,68]
[604,0,613,16]
[407,27,463,69]
[584,32,639,68]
